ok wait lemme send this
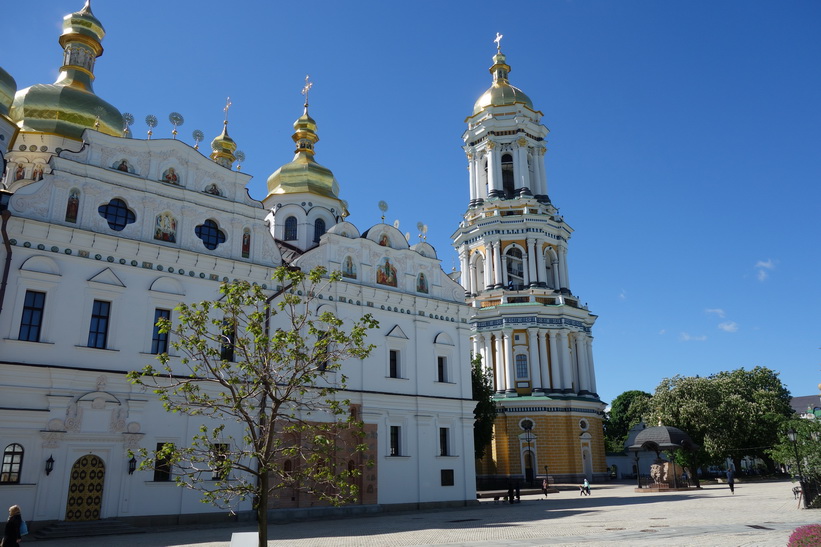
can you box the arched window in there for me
[506,247,524,289]
[241,228,251,258]
[501,153,514,197]
[1,443,24,484]
[313,218,326,243]
[515,354,528,379]
[284,216,297,241]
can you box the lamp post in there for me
[787,427,808,507]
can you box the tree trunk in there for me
[257,471,268,547]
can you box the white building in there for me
[0,2,475,528]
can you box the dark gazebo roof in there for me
[627,425,699,453]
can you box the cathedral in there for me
[452,40,606,486]
[0,1,604,530]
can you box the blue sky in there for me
[5,1,820,406]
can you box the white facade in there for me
[0,2,475,526]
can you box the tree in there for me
[649,367,794,481]
[604,390,651,453]
[471,354,497,460]
[128,266,378,547]
[767,418,821,481]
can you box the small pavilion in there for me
[628,425,699,492]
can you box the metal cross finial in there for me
[223,97,232,123]
[494,32,503,52]
[301,75,313,107]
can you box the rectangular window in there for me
[211,443,229,480]
[87,299,111,349]
[515,354,528,378]
[439,427,450,456]
[389,425,401,456]
[1,444,24,484]
[18,290,46,342]
[441,469,455,486]
[389,350,399,378]
[153,442,173,482]
[437,356,447,383]
[220,320,235,362]
[151,309,171,354]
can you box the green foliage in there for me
[128,266,378,546]
[604,390,651,453]
[649,367,794,473]
[766,418,821,481]
[471,353,497,460]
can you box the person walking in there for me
[3,505,22,546]
[579,479,591,496]
[726,469,735,495]
[542,478,549,499]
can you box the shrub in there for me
[788,524,821,546]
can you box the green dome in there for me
[0,66,17,117]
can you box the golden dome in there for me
[10,1,122,140]
[0,66,17,117]
[210,121,237,169]
[266,106,340,200]
[472,51,534,116]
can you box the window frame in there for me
[389,425,402,457]
[284,216,298,241]
[18,290,46,342]
[150,308,171,354]
[389,349,400,379]
[153,442,174,482]
[0,443,24,484]
[437,355,448,383]
[87,299,111,349]
[515,353,529,379]
[313,218,326,243]
[439,427,450,457]
[211,443,230,481]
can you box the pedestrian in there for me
[515,481,521,503]
[583,478,591,495]
[3,504,22,546]
[726,469,735,495]
[507,481,515,505]
[542,477,549,499]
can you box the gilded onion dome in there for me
[210,121,237,169]
[266,105,340,200]
[0,66,17,117]
[472,50,534,116]
[10,1,122,140]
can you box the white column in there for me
[494,332,505,392]
[527,328,541,391]
[551,259,560,289]
[548,331,561,392]
[493,241,503,288]
[501,253,509,288]
[459,247,470,293]
[472,335,481,363]
[536,243,546,287]
[487,145,500,196]
[560,246,570,290]
[517,145,529,191]
[538,331,550,392]
[484,246,493,289]
[503,329,516,395]
[527,238,538,287]
[558,330,573,392]
[538,147,547,196]
[586,335,597,395]
[574,332,590,393]
[468,154,478,201]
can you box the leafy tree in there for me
[649,367,794,483]
[128,266,378,547]
[767,418,821,481]
[471,353,497,460]
[604,390,651,453]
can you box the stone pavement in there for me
[33,480,819,546]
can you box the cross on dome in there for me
[223,97,232,123]
[494,32,503,52]
[301,75,313,107]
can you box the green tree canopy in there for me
[471,354,497,460]
[128,266,378,547]
[604,390,651,453]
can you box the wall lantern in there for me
[128,456,137,475]
[45,455,54,476]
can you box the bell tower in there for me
[452,37,606,484]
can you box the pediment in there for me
[149,276,185,296]
[88,267,126,288]
[386,325,408,339]
[20,255,61,276]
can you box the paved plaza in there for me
[36,480,819,546]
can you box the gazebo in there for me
[627,425,699,492]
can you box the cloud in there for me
[680,332,707,342]
[705,308,725,318]
[618,289,627,301]
[718,321,739,333]
[755,259,776,282]
[658,329,666,335]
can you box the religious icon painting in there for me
[342,256,357,279]
[162,167,180,185]
[241,228,251,258]
[376,257,397,287]
[417,272,428,294]
[154,212,177,243]
[65,188,81,224]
